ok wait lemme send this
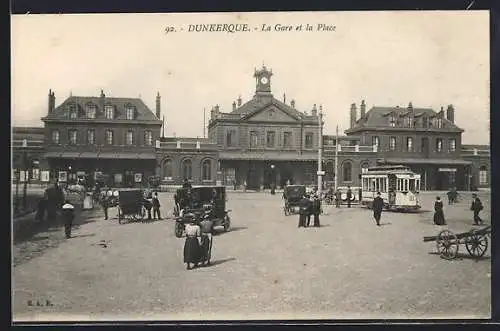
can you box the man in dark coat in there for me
[346,186,353,208]
[335,189,342,208]
[471,193,484,225]
[152,192,162,220]
[372,192,384,226]
[305,194,313,227]
[312,194,321,227]
[45,182,64,224]
[61,200,75,239]
[35,191,48,223]
[433,196,446,225]
[298,195,309,228]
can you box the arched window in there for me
[162,159,173,180]
[202,159,212,181]
[479,165,488,186]
[325,161,335,182]
[182,159,192,180]
[342,161,352,182]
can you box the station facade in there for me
[12,65,490,190]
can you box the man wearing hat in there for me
[372,192,384,226]
[61,200,75,239]
[470,193,484,225]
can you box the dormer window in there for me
[126,105,135,120]
[68,104,78,119]
[436,118,444,129]
[104,105,114,119]
[85,104,96,119]
[388,114,397,127]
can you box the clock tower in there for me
[254,65,273,96]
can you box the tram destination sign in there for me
[438,168,457,172]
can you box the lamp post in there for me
[317,110,324,196]
[270,164,276,195]
[334,124,339,192]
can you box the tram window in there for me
[371,179,376,191]
[416,180,420,191]
[396,179,400,191]
[375,179,380,192]
[409,179,416,192]
[404,179,408,191]
[383,179,387,192]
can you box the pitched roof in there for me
[218,95,316,122]
[42,96,160,122]
[348,106,463,132]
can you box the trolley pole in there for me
[334,124,339,191]
[317,110,324,196]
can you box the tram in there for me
[360,165,421,211]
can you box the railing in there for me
[11,140,45,148]
[155,140,218,150]
[460,149,490,156]
[323,145,376,153]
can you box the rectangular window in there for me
[106,130,114,145]
[436,118,444,128]
[372,136,379,147]
[144,130,153,146]
[389,114,397,127]
[105,105,114,119]
[126,107,135,120]
[422,116,429,128]
[249,131,259,148]
[283,132,292,148]
[305,132,313,148]
[389,136,396,151]
[126,131,134,145]
[421,137,429,153]
[449,138,456,152]
[86,105,96,119]
[87,129,95,145]
[226,130,236,147]
[68,129,78,145]
[51,130,60,144]
[436,138,443,152]
[406,137,413,152]
[479,170,488,185]
[266,131,275,147]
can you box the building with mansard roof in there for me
[11,65,490,191]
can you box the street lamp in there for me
[317,109,324,195]
[270,164,276,194]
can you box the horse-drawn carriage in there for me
[174,186,231,238]
[282,185,306,216]
[423,226,491,260]
[116,189,148,224]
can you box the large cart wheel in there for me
[132,207,145,222]
[284,203,290,216]
[223,215,231,232]
[436,230,459,260]
[465,232,488,258]
[175,222,184,238]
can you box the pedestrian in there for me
[182,178,192,189]
[346,186,353,208]
[335,189,342,208]
[152,192,162,220]
[183,217,201,270]
[306,194,313,227]
[46,181,64,224]
[446,189,453,205]
[433,196,446,225]
[143,196,153,220]
[312,193,321,227]
[298,195,309,228]
[243,180,247,192]
[372,192,384,226]
[471,193,484,225]
[101,194,110,220]
[61,200,75,239]
[35,191,48,223]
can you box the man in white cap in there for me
[61,200,75,239]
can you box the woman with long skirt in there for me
[184,218,201,270]
[433,196,446,225]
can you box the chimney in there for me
[155,92,161,119]
[237,95,242,106]
[446,104,455,123]
[100,89,105,110]
[210,106,215,119]
[360,100,366,118]
[48,89,55,114]
[215,104,220,113]
[311,104,318,117]
[232,101,237,111]
[291,99,295,109]
[350,103,357,128]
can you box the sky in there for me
[11,11,490,144]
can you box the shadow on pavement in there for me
[229,226,247,232]
[206,257,236,267]
[70,233,96,239]
[428,252,491,262]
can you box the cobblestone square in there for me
[12,191,491,321]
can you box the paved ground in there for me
[12,191,491,321]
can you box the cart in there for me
[423,225,491,260]
[117,189,146,224]
[283,185,306,216]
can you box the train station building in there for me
[12,65,490,191]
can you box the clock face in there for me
[260,77,269,85]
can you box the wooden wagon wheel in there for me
[465,232,488,258]
[118,207,124,224]
[284,203,289,216]
[436,229,459,260]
